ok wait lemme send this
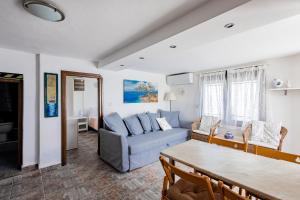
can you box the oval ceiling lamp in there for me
[23,0,65,22]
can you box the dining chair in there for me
[252,147,300,164]
[191,116,221,143]
[159,156,219,200]
[218,181,249,200]
[243,123,288,153]
[209,136,247,152]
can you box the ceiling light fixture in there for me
[120,65,125,67]
[139,57,144,60]
[170,45,177,49]
[23,0,65,22]
[224,23,235,29]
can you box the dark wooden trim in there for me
[61,71,103,166]
[18,80,23,169]
[0,78,23,169]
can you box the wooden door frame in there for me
[61,71,103,166]
[0,78,23,169]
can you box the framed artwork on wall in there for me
[44,73,58,117]
[123,79,158,103]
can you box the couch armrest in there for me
[180,121,193,129]
[99,128,129,172]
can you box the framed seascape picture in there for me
[123,79,158,103]
[44,73,58,117]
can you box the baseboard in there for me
[21,164,38,172]
[40,164,61,173]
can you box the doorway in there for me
[0,74,23,179]
[61,71,102,166]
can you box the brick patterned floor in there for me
[0,132,165,200]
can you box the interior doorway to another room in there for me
[0,73,23,179]
[61,71,102,166]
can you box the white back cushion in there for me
[250,121,282,149]
[199,116,219,133]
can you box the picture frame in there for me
[123,79,158,103]
[44,73,58,117]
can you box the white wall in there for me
[0,48,169,168]
[38,54,169,168]
[84,78,98,117]
[0,48,38,167]
[171,53,300,154]
[265,55,300,154]
[100,69,169,117]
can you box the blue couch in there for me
[99,111,191,172]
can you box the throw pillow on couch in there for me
[137,113,152,132]
[159,110,180,128]
[123,115,144,136]
[156,117,172,131]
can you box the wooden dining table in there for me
[160,139,300,200]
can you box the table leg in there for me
[169,158,175,181]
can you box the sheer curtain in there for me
[225,66,266,126]
[199,71,226,120]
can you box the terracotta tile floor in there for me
[0,132,165,200]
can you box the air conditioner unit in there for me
[166,72,193,85]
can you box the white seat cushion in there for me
[248,140,278,149]
[193,130,210,136]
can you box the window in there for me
[202,83,224,118]
[230,80,259,121]
[200,71,226,120]
[200,67,265,125]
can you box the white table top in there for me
[161,139,300,200]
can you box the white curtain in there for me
[199,71,226,120]
[225,66,266,126]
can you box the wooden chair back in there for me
[218,181,248,200]
[243,124,288,152]
[159,156,216,200]
[210,137,247,151]
[254,147,300,164]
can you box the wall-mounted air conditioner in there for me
[166,72,193,85]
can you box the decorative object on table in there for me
[123,79,158,103]
[44,73,58,117]
[164,92,176,111]
[272,78,284,88]
[224,131,234,139]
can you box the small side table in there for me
[78,117,88,132]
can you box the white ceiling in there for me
[0,0,209,60]
[1,0,300,75]
[0,0,249,63]
[101,0,300,74]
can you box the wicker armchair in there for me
[191,117,221,143]
[243,123,288,153]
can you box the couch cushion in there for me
[137,113,152,132]
[147,112,160,131]
[127,128,189,154]
[124,115,144,136]
[156,117,172,131]
[104,112,129,137]
[160,110,180,128]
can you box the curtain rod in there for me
[201,64,264,75]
